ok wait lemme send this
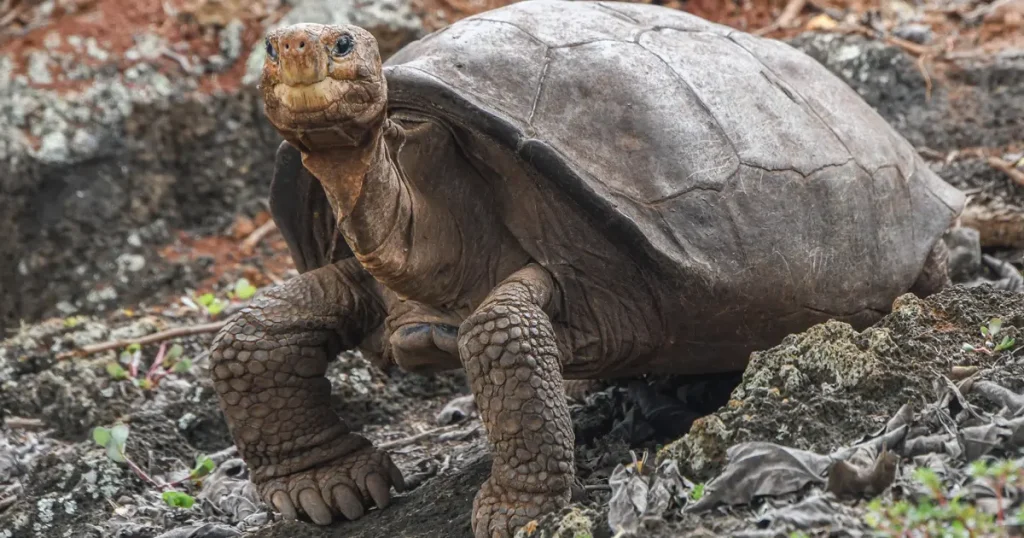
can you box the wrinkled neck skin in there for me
[297,121,463,306]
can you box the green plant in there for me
[91,423,216,509]
[963,317,1016,355]
[228,277,258,300]
[105,342,192,390]
[196,277,260,318]
[196,292,227,316]
[690,482,705,501]
[865,461,1024,537]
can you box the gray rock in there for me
[786,32,1024,151]
[0,0,428,334]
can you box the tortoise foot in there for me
[256,441,406,525]
[471,476,570,538]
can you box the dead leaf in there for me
[826,446,900,497]
[806,13,838,31]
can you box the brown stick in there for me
[988,156,1024,187]
[240,219,278,252]
[777,0,808,28]
[378,422,474,450]
[754,0,807,35]
[4,416,46,430]
[58,321,226,359]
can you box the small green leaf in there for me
[690,482,705,501]
[166,343,184,361]
[913,467,942,493]
[133,378,153,390]
[106,441,126,463]
[111,424,129,446]
[962,343,976,352]
[104,423,130,463]
[92,427,111,447]
[995,336,1016,352]
[206,300,224,316]
[190,455,215,479]
[126,343,141,354]
[106,362,128,380]
[197,293,215,306]
[988,317,1003,337]
[172,358,193,374]
[981,325,990,337]
[969,459,990,478]
[233,278,257,300]
[162,490,195,509]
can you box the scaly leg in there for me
[209,258,405,525]
[458,264,574,538]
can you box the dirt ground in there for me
[2,0,1024,537]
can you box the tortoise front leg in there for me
[458,264,575,538]
[209,258,405,525]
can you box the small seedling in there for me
[963,317,1016,355]
[690,482,705,501]
[105,341,193,390]
[228,277,258,300]
[866,459,1024,536]
[196,292,227,316]
[91,422,216,509]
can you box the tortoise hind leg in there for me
[909,239,951,298]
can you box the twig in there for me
[58,321,226,359]
[3,416,46,430]
[988,156,1024,187]
[917,53,934,101]
[0,495,15,512]
[754,0,807,35]
[777,0,807,28]
[145,342,168,384]
[378,422,469,450]
[241,219,278,252]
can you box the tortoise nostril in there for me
[299,41,305,49]
[284,43,289,50]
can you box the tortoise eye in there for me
[265,38,277,60]
[333,34,354,57]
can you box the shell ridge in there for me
[726,34,871,176]
[527,49,555,126]
[738,157,856,180]
[463,17,551,47]
[593,2,642,24]
[633,40,742,185]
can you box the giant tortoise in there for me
[208,1,965,536]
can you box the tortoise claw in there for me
[366,473,392,509]
[272,490,298,520]
[255,441,404,525]
[332,485,365,520]
[298,488,333,525]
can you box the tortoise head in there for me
[260,23,387,149]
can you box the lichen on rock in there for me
[660,286,1024,483]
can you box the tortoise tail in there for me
[909,239,951,298]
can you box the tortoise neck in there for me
[299,123,408,257]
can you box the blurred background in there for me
[0,0,1021,334]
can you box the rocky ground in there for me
[2,0,1024,537]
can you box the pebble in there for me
[26,51,53,85]
[893,23,933,44]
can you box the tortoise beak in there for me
[276,28,326,86]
